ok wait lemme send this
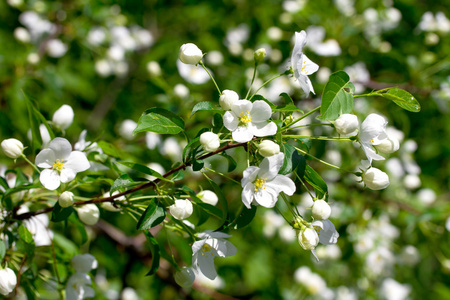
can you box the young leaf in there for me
[320,71,355,121]
[110,174,143,195]
[19,224,34,244]
[0,240,6,261]
[134,108,185,135]
[192,159,204,171]
[191,101,222,117]
[51,202,74,222]
[234,205,257,229]
[220,152,237,172]
[279,143,303,175]
[144,231,160,276]
[197,203,223,219]
[136,201,166,230]
[97,141,123,158]
[304,165,328,200]
[379,88,421,112]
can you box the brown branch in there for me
[13,141,247,221]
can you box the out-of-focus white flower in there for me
[111,26,136,51]
[403,174,421,189]
[400,245,420,266]
[35,138,90,190]
[46,39,68,58]
[131,26,154,49]
[1,138,24,159]
[197,190,218,206]
[118,119,137,140]
[365,246,394,276]
[294,266,327,295]
[14,27,30,43]
[174,267,195,288]
[418,11,450,33]
[101,191,125,212]
[27,52,40,64]
[121,287,139,300]
[145,132,161,150]
[193,270,225,289]
[290,31,319,95]
[169,199,193,220]
[174,83,190,99]
[305,26,341,56]
[18,206,53,246]
[146,61,161,76]
[279,225,296,242]
[176,60,210,84]
[72,254,98,273]
[179,43,203,65]
[316,66,331,84]
[146,163,165,182]
[224,100,277,143]
[258,140,280,157]
[225,24,250,46]
[87,27,106,46]
[161,137,183,161]
[77,204,100,225]
[107,45,125,61]
[311,200,331,220]
[380,278,411,300]
[334,0,356,17]
[344,62,370,94]
[219,90,239,110]
[386,158,404,178]
[334,114,358,136]
[7,0,23,7]
[0,267,17,296]
[59,191,74,208]
[362,167,390,190]
[445,217,450,232]
[192,231,236,280]
[262,210,285,238]
[52,104,74,130]
[205,50,224,66]
[267,27,283,41]
[65,272,95,300]
[114,61,129,77]
[417,188,436,205]
[241,153,295,208]
[95,59,113,77]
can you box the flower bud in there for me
[363,167,390,190]
[334,114,358,136]
[77,204,100,225]
[298,226,319,250]
[169,199,193,220]
[258,140,280,157]
[1,138,24,159]
[200,132,220,152]
[52,104,74,130]
[0,267,17,296]
[254,48,266,63]
[146,61,161,76]
[219,90,239,110]
[174,267,195,288]
[374,137,399,154]
[197,190,218,206]
[179,43,203,65]
[59,191,74,208]
[72,254,98,273]
[311,199,331,220]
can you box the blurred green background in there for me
[1,0,449,299]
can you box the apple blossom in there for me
[311,199,331,220]
[0,267,17,296]
[363,167,390,190]
[290,31,319,95]
[1,138,24,159]
[72,254,98,273]
[65,272,95,300]
[197,190,218,206]
[334,114,358,136]
[59,191,74,208]
[77,204,100,225]
[298,226,319,250]
[35,138,90,190]
[179,43,203,65]
[52,104,74,130]
[192,231,236,280]
[200,132,220,152]
[223,100,277,143]
[312,219,339,245]
[219,89,239,110]
[258,140,280,157]
[174,267,195,288]
[241,153,296,208]
[169,199,193,220]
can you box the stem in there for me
[199,61,221,94]
[274,203,292,224]
[284,135,352,141]
[283,106,321,129]
[21,155,41,174]
[249,73,284,101]
[283,123,333,132]
[294,146,349,172]
[280,193,300,218]
[245,61,258,99]
[296,174,314,199]
[203,167,240,184]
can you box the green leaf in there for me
[220,152,237,172]
[136,201,166,230]
[192,159,204,171]
[206,179,228,223]
[320,71,355,121]
[379,88,421,112]
[304,165,328,200]
[296,155,307,179]
[19,224,34,244]
[118,162,171,182]
[51,202,74,222]
[25,97,43,151]
[110,174,141,195]
[279,143,303,175]
[197,203,223,219]
[212,113,223,130]
[0,240,6,261]
[279,93,295,105]
[134,108,185,135]
[144,231,160,276]
[97,141,122,158]
[191,101,222,117]
[234,205,257,229]
[182,137,200,163]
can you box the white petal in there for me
[48,137,72,160]
[250,100,272,122]
[254,187,278,208]
[232,126,254,143]
[300,54,319,76]
[242,182,254,209]
[64,151,90,173]
[361,143,385,164]
[241,166,260,187]
[231,100,252,117]
[35,148,55,168]
[206,231,232,239]
[251,121,277,138]
[192,240,207,255]
[268,175,296,196]
[291,31,307,69]
[297,73,312,95]
[258,153,284,180]
[215,240,237,257]
[314,220,339,245]
[197,254,217,280]
[360,114,387,142]
[40,169,61,190]
[223,111,239,131]
[60,168,76,183]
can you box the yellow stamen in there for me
[369,138,374,144]
[201,243,214,257]
[239,111,252,125]
[314,226,321,236]
[53,159,64,171]
[254,178,267,192]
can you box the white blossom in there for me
[380,278,411,300]
[311,200,331,220]
[258,140,280,157]
[200,132,220,152]
[334,114,358,136]
[197,190,218,206]
[18,206,53,247]
[72,254,98,273]
[363,167,390,190]
[65,272,95,300]
[290,31,319,95]
[52,104,74,130]
[219,90,239,110]
[118,119,137,140]
[46,39,68,58]
[223,100,277,143]
[241,153,295,208]
[169,199,193,220]
[312,219,339,245]
[298,226,319,250]
[179,43,203,65]
[1,138,24,159]
[192,231,236,280]
[59,191,74,208]
[0,267,17,296]
[176,60,210,84]
[76,204,100,225]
